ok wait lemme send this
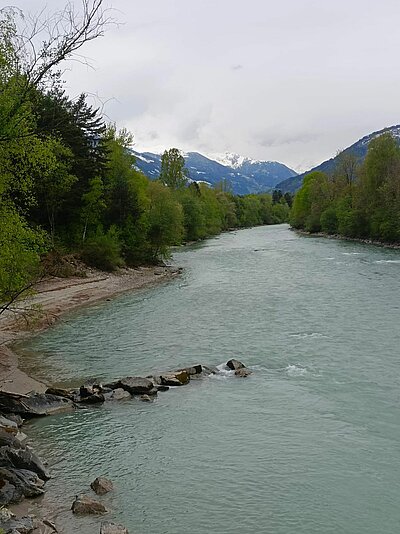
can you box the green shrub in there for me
[82,226,123,271]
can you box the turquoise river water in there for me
[19,224,400,533]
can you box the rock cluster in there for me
[0,358,251,532]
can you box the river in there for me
[20,224,400,533]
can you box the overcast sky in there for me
[13,0,400,171]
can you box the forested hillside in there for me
[290,133,400,243]
[0,4,290,309]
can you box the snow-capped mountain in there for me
[276,124,400,193]
[132,150,297,195]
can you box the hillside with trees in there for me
[0,2,291,312]
[290,132,400,243]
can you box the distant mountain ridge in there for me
[275,124,400,193]
[132,150,297,195]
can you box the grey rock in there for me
[226,359,246,371]
[111,389,131,401]
[180,364,203,375]
[0,392,73,417]
[0,446,50,480]
[0,416,19,435]
[0,468,45,505]
[235,368,252,377]
[155,385,169,392]
[44,387,74,400]
[160,370,190,386]
[71,494,108,515]
[91,476,113,495]
[0,429,24,449]
[117,377,154,395]
[0,515,34,534]
[139,395,152,402]
[100,521,129,534]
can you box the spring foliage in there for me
[290,133,400,243]
[0,6,290,306]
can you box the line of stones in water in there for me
[0,359,251,533]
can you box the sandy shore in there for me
[0,265,180,395]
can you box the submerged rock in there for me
[100,521,129,534]
[91,476,113,495]
[226,359,246,371]
[139,395,152,402]
[0,392,73,417]
[235,368,252,377]
[71,494,108,515]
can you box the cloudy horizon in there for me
[13,0,400,172]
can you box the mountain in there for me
[275,124,400,193]
[132,150,297,195]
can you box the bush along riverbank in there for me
[0,359,251,533]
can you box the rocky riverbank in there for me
[0,265,254,533]
[0,265,182,532]
[0,358,252,533]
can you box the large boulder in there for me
[0,445,50,480]
[91,476,113,496]
[160,370,190,386]
[117,377,154,395]
[100,522,129,534]
[0,467,45,504]
[0,392,74,417]
[71,494,108,515]
[226,359,246,371]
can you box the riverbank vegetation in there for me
[290,133,400,243]
[0,3,290,308]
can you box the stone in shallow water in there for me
[100,521,129,534]
[111,388,131,401]
[71,494,108,514]
[91,476,113,495]
[117,377,154,395]
[235,368,252,377]
[0,392,73,417]
[226,359,246,371]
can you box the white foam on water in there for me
[375,259,400,264]
[285,364,307,377]
[289,332,327,339]
[212,362,235,379]
[342,252,362,255]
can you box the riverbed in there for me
[20,224,400,533]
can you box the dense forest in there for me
[290,133,400,243]
[0,4,290,308]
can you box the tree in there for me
[0,1,113,142]
[159,148,189,190]
[146,181,183,261]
